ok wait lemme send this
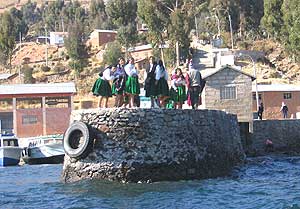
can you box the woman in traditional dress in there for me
[92,65,115,108]
[144,56,157,108]
[125,57,140,108]
[112,57,126,107]
[170,68,186,109]
[155,60,169,107]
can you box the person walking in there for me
[280,102,288,118]
[258,102,264,120]
[187,61,202,109]
[144,56,157,107]
[125,57,140,108]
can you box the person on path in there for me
[280,102,288,118]
[144,56,157,108]
[258,102,264,120]
[187,61,202,109]
[92,66,115,108]
[155,60,169,107]
[125,57,140,108]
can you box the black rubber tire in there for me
[63,121,94,159]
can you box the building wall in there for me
[246,119,300,156]
[46,108,71,134]
[99,32,117,46]
[252,91,300,119]
[129,49,153,61]
[16,109,43,137]
[203,69,253,122]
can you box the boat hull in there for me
[22,143,65,165]
[0,147,22,166]
[22,154,64,165]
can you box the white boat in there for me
[0,134,22,166]
[21,135,65,165]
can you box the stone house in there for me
[88,29,117,48]
[201,65,255,123]
[252,84,300,119]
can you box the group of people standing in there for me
[92,56,204,109]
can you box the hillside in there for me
[0,0,91,13]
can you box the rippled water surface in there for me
[1,156,300,209]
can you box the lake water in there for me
[1,156,300,209]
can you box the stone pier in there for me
[61,108,245,183]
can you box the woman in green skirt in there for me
[170,68,187,109]
[155,60,169,107]
[92,66,115,108]
[124,57,140,108]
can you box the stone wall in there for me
[62,108,245,183]
[246,119,300,156]
[203,68,253,123]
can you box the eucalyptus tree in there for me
[138,0,206,66]
[281,0,300,61]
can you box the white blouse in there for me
[102,68,114,81]
[125,64,138,77]
[155,65,168,81]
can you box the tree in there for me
[21,0,41,26]
[138,0,201,66]
[281,0,300,61]
[0,12,17,67]
[261,0,284,38]
[23,65,35,84]
[106,0,138,57]
[102,41,123,65]
[65,21,87,75]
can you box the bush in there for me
[23,65,35,84]
[53,63,65,73]
[102,41,123,65]
[41,65,51,72]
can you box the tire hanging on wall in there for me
[63,121,94,159]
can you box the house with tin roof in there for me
[252,84,300,119]
[200,65,255,123]
[0,82,76,138]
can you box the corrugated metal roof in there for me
[201,65,255,81]
[94,29,117,33]
[253,84,300,92]
[0,82,76,95]
[0,73,13,80]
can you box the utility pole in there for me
[19,32,22,83]
[45,26,48,67]
[61,17,65,33]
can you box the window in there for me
[220,86,236,100]
[0,99,12,110]
[252,93,262,100]
[46,97,69,108]
[283,93,292,99]
[22,115,38,125]
[17,98,42,109]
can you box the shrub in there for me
[23,65,35,84]
[41,65,51,72]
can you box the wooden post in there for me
[13,98,17,136]
[42,97,46,135]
